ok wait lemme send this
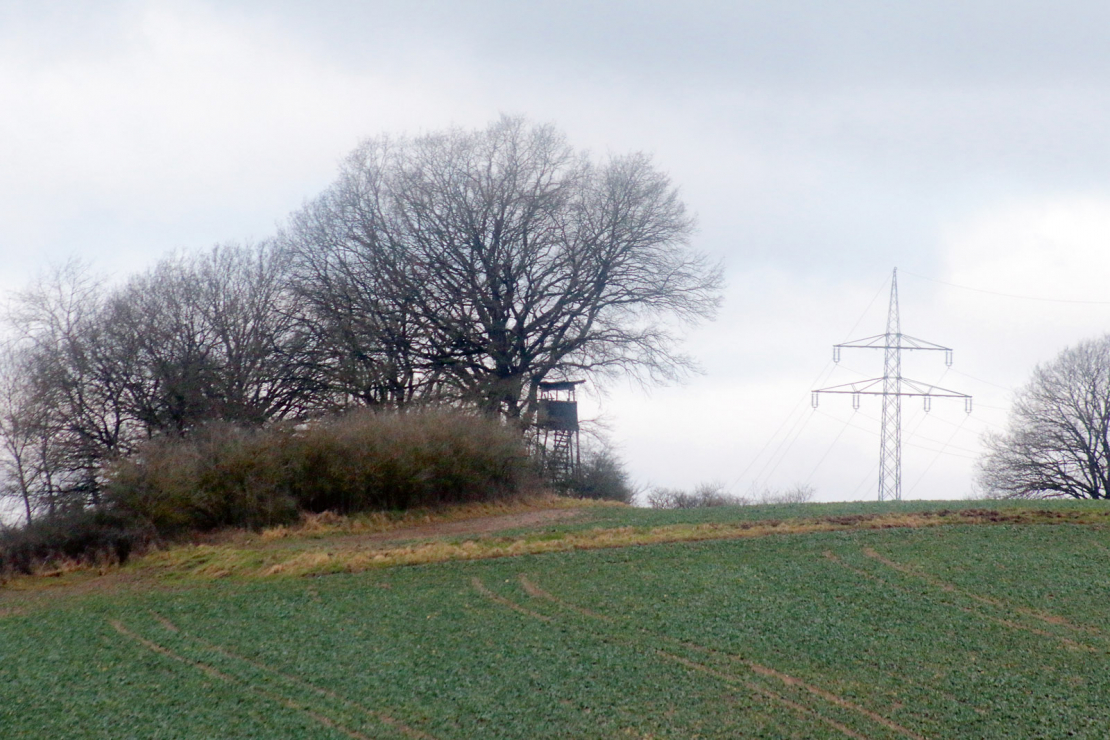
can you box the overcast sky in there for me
[4,0,1110,502]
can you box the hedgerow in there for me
[106,408,533,534]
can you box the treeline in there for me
[1,246,315,519]
[0,117,720,527]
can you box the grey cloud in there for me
[239,1,1110,89]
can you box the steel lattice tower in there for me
[812,268,972,501]
[879,271,903,500]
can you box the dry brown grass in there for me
[126,506,1110,580]
[6,504,1110,591]
[255,494,613,542]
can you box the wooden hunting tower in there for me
[535,380,582,483]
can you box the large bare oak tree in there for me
[283,117,723,420]
[979,334,1110,499]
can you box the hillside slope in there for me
[4,499,1110,738]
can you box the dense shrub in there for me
[0,509,155,577]
[562,447,636,503]
[285,409,530,513]
[107,409,532,533]
[106,423,300,533]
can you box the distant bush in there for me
[748,484,816,505]
[562,447,635,503]
[646,483,815,509]
[646,482,739,509]
[107,409,533,533]
[0,509,155,577]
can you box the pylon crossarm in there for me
[899,334,953,352]
[898,377,971,399]
[813,377,970,399]
[812,378,885,394]
[834,334,887,349]
[835,334,952,352]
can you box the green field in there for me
[5,501,1110,738]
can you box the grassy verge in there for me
[5,499,1109,591]
[133,504,1110,579]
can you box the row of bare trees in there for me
[0,246,314,521]
[1,117,723,524]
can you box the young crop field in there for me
[4,501,1110,738]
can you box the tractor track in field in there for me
[824,549,1101,653]
[518,576,612,621]
[151,612,439,739]
[861,547,1104,636]
[519,573,927,740]
[471,575,926,740]
[112,616,438,740]
[658,651,872,740]
[469,577,553,622]
[112,620,376,739]
[819,551,990,706]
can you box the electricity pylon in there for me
[811,268,972,501]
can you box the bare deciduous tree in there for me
[107,243,316,433]
[8,261,128,506]
[979,335,1110,499]
[0,345,56,524]
[283,116,723,420]
[191,243,318,423]
[283,183,435,408]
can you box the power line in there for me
[921,408,1007,432]
[751,408,817,490]
[731,272,891,493]
[901,269,1110,306]
[841,274,893,341]
[970,402,1011,412]
[813,408,979,461]
[849,460,880,499]
[804,412,856,486]
[906,414,973,497]
[946,368,1014,392]
[729,361,834,492]
[854,407,983,456]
